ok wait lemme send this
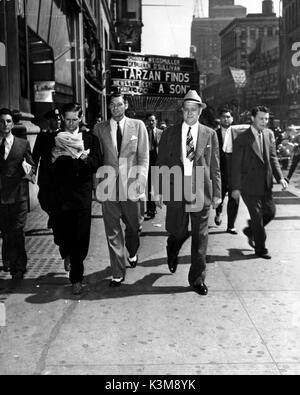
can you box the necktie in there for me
[186,127,195,162]
[117,122,122,155]
[0,137,6,161]
[150,129,156,152]
[258,131,264,155]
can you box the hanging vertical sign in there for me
[0,42,5,66]
[287,41,300,97]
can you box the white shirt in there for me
[182,122,199,176]
[110,117,126,153]
[222,126,233,154]
[0,133,14,160]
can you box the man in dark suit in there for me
[0,108,35,279]
[32,109,61,229]
[145,113,163,220]
[232,106,288,260]
[51,103,102,295]
[214,108,248,234]
[94,93,149,288]
[156,90,221,296]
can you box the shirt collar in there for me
[221,126,231,132]
[1,133,14,145]
[183,121,199,131]
[251,125,262,136]
[63,128,80,135]
[111,116,127,128]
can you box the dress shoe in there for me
[2,264,10,273]
[243,227,255,248]
[227,228,238,235]
[193,283,208,296]
[109,278,125,288]
[128,255,138,268]
[64,256,71,272]
[167,255,178,274]
[214,214,222,226]
[12,272,24,280]
[255,251,272,260]
[72,282,82,295]
[47,217,53,229]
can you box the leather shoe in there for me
[243,227,255,248]
[227,228,238,235]
[167,255,178,274]
[255,251,272,260]
[109,278,125,288]
[167,247,178,274]
[128,255,138,268]
[214,214,222,226]
[64,256,71,272]
[2,265,10,273]
[12,272,24,280]
[194,283,208,296]
[72,282,82,295]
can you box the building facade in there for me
[191,0,246,90]
[217,1,279,114]
[247,36,280,118]
[0,0,143,209]
[280,0,300,126]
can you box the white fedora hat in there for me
[183,90,207,109]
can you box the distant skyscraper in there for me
[191,1,246,78]
[209,0,234,17]
[262,0,275,16]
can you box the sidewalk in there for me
[1,183,300,375]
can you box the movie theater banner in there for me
[108,51,199,97]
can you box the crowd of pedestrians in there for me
[0,90,295,295]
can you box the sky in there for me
[142,0,281,57]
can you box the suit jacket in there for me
[148,127,163,153]
[52,131,102,210]
[93,118,149,201]
[216,125,248,188]
[156,123,221,210]
[32,129,57,188]
[231,127,283,196]
[0,136,35,204]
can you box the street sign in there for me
[33,81,55,103]
[229,67,247,88]
[108,50,199,97]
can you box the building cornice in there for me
[220,16,279,36]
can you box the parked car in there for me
[277,138,295,170]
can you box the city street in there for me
[1,167,300,376]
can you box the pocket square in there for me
[206,145,211,148]
[130,136,138,141]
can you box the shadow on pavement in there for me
[0,250,255,304]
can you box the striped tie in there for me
[186,127,195,162]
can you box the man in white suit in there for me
[94,93,149,287]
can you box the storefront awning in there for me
[127,95,183,114]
